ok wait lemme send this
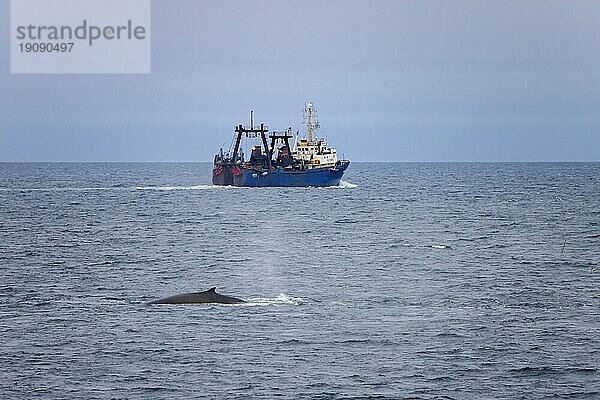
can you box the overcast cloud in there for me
[1,0,599,161]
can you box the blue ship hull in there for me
[232,160,349,187]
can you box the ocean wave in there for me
[458,236,488,241]
[334,218,359,224]
[435,332,465,338]
[509,366,597,376]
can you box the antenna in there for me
[250,110,254,129]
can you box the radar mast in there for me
[303,102,320,142]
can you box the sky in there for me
[1,0,599,162]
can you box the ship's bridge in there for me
[293,139,338,168]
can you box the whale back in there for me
[148,287,245,305]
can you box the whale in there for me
[147,287,245,305]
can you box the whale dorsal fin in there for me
[207,287,216,293]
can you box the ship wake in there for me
[135,185,232,191]
[323,180,357,189]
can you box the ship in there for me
[212,102,350,187]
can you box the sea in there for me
[0,162,598,399]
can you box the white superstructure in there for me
[292,102,339,169]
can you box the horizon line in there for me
[1,160,599,163]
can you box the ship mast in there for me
[303,102,319,142]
